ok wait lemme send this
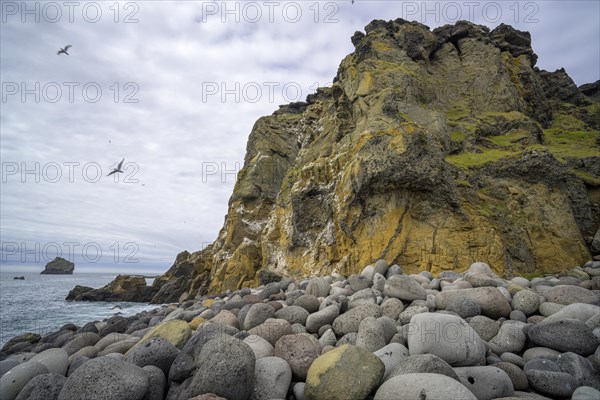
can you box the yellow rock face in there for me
[155,20,598,298]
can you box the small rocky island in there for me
[40,257,74,275]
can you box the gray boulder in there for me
[0,361,49,400]
[14,373,66,400]
[58,357,149,400]
[125,336,179,376]
[250,356,292,400]
[183,336,255,400]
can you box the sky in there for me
[1,0,598,274]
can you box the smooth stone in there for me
[132,320,191,350]
[455,366,514,400]
[447,297,481,318]
[488,320,527,355]
[306,305,339,334]
[29,348,69,376]
[274,306,309,326]
[545,285,599,305]
[435,287,512,319]
[210,310,240,329]
[374,373,476,400]
[250,356,292,400]
[523,347,561,362]
[348,275,371,292]
[525,370,577,397]
[386,264,403,278]
[511,277,531,287]
[305,344,384,400]
[528,319,599,356]
[373,343,410,381]
[142,365,166,400]
[0,359,20,378]
[494,362,529,391]
[58,357,148,400]
[168,331,227,383]
[384,275,427,301]
[92,333,129,352]
[510,310,527,322]
[125,336,179,377]
[372,273,386,292]
[573,386,600,400]
[294,295,320,313]
[538,302,565,317]
[511,290,541,316]
[378,316,397,343]
[374,259,389,276]
[347,288,377,309]
[61,333,101,356]
[555,352,600,388]
[380,298,404,321]
[469,315,501,341]
[408,313,486,366]
[0,361,49,400]
[398,305,429,325]
[360,265,376,280]
[319,329,337,347]
[355,317,386,352]
[97,337,139,356]
[467,262,494,275]
[387,354,459,382]
[14,373,66,400]
[274,333,320,381]
[68,346,98,363]
[248,318,293,346]
[244,304,275,330]
[500,352,526,368]
[332,303,381,336]
[183,336,255,400]
[243,335,274,360]
[305,277,331,298]
[293,382,305,400]
[540,303,600,324]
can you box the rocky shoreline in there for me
[1,260,599,400]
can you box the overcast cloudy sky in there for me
[1,0,598,274]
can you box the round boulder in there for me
[58,357,149,400]
[250,356,292,400]
[374,373,476,400]
[274,333,320,381]
[14,373,66,400]
[305,344,384,400]
[125,336,179,376]
[183,335,255,400]
[384,275,427,301]
[407,313,486,366]
[0,361,49,400]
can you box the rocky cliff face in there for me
[41,257,74,274]
[150,20,599,302]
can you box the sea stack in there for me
[41,257,75,275]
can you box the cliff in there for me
[41,257,74,275]
[84,20,600,303]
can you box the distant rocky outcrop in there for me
[41,257,74,275]
[66,275,157,302]
[71,19,600,303]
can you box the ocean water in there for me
[0,272,159,347]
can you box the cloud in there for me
[1,1,598,274]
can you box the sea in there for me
[0,272,159,347]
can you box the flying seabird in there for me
[107,159,124,176]
[57,45,72,55]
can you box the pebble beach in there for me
[1,260,599,400]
